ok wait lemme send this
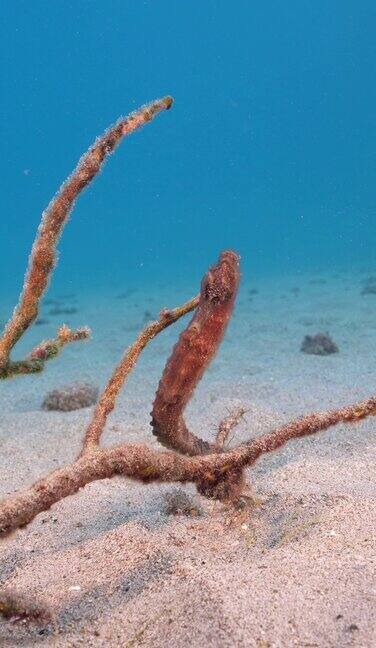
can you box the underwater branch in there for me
[81,295,199,454]
[0,96,173,379]
[0,394,375,537]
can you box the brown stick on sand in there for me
[0,96,173,379]
[151,250,241,456]
[0,393,375,536]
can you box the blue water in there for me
[1,1,375,297]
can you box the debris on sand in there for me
[42,382,99,411]
[361,277,376,295]
[301,333,339,356]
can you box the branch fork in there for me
[1,97,375,538]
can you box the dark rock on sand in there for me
[163,488,202,517]
[301,333,339,356]
[42,382,99,411]
[361,277,376,295]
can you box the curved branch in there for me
[82,296,199,453]
[0,96,173,377]
[1,395,374,537]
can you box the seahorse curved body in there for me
[151,250,240,456]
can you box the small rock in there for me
[163,488,202,517]
[361,276,376,295]
[301,333,339,356]
[42,382,99,411]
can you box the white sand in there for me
[0,269,375,646]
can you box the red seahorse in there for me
[151,250,240,456]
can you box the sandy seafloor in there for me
[0,268,375,647]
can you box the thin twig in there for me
[215,406,248,449]
[82,296,199,453]
[0,325,90,379]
